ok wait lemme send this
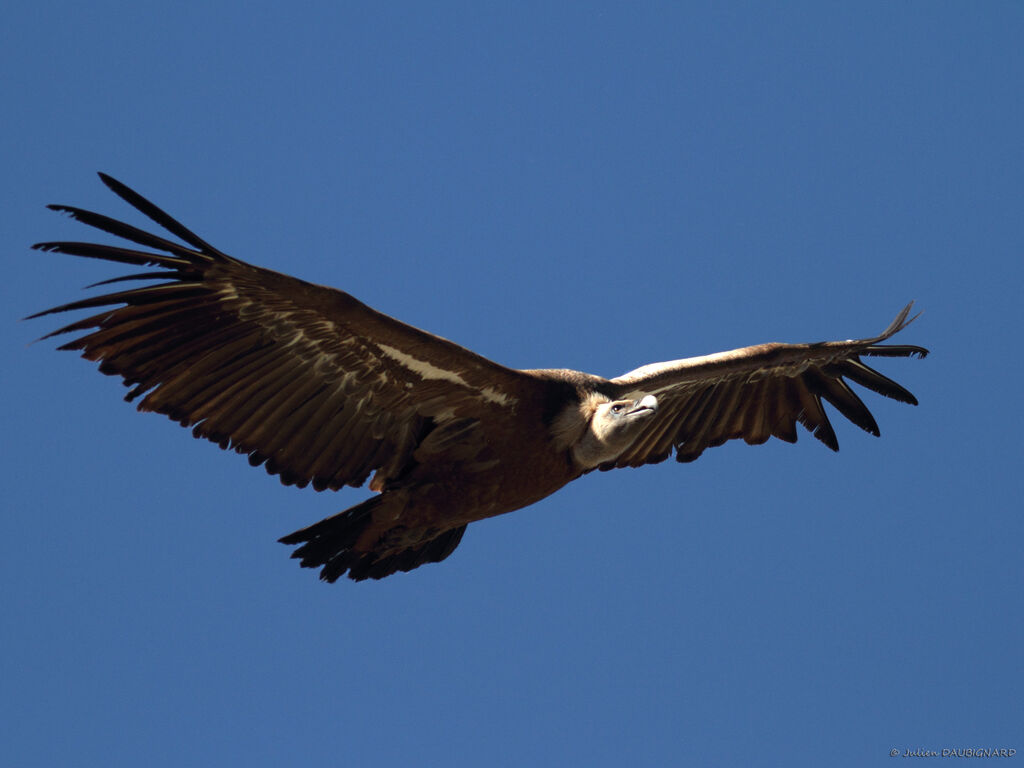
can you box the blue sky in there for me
[3,2,1022,766]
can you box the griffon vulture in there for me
[30,174,928,582]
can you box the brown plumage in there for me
[30,174,929,582]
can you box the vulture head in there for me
[571,394,658,468]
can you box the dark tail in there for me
[279,496,466,583]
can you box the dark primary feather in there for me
[97,172,228,256]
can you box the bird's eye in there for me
[611,404,625,414]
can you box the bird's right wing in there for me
[604,304,928,468]
[30,174,535,493]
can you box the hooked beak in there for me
[628,394,658,417]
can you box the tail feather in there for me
[279,496,466,582]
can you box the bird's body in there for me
[31,175,928,582]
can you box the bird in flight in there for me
[30,174,928,582]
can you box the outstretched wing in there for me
[30,173,531,492]
[605,304,928,468]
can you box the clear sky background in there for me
[2,3,1021,766]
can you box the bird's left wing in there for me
[29,174,532,493]
[604,304,928,468]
